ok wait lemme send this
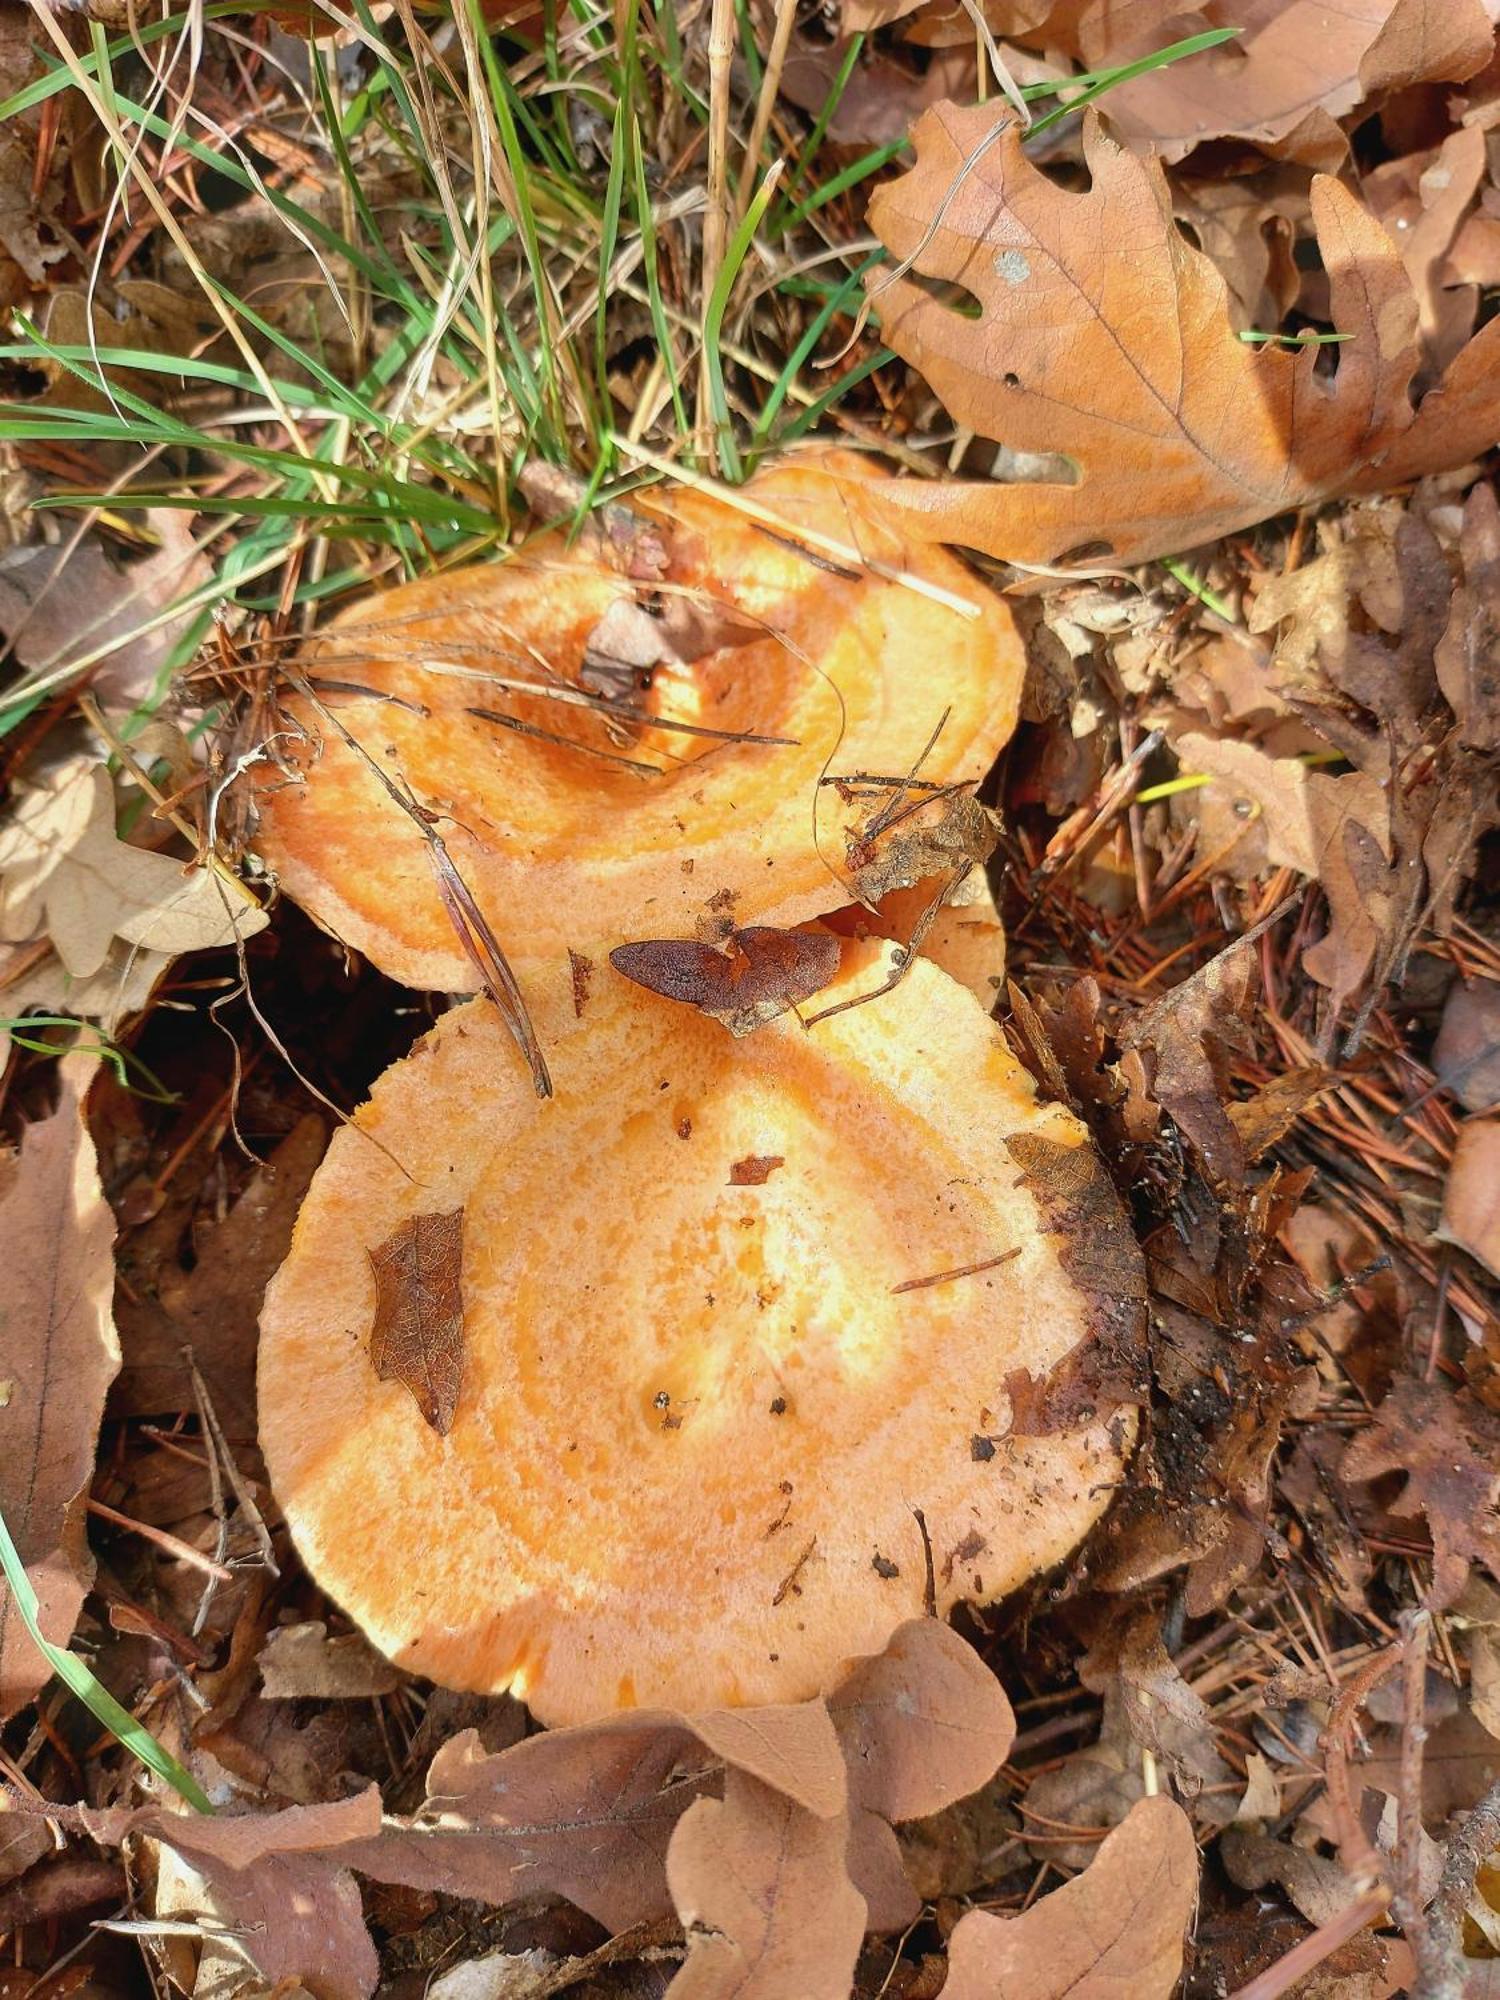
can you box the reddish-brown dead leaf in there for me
[1341,1376,1500,1608]
[147,1793,382,2000]
[830,1618,1015,1826]
[368,1207,465,1435]
[341,1719,707,1930]
[942,1794,1199,2000]
[342,1699,843,1933]
[609,927,841,1036]
[865,111,1500,568]
[689,1700,847,1818]
[0,1057,119,1721]
[829,1618,1015,1930]
[665,1768,866,2000]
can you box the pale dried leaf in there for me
[665,1769,865,2000]
[152,1793,382,2000]
[943,1794,1198,2000]
[259,1621,402,1700]
[0,512,211,714]
[0,759,266,980]
[866,112,1500,568]
[1220,1822,1362,1928]
[1438,1118,1500,1279]
[0,1057,119,1720]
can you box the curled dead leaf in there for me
[609,927,841,1036]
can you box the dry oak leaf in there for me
[864,111,1500,570]
[1341,1376,1500,1609]
[665,1767,867,2000]
[0,758,266,979]
[144,1791,383,2000]
[942,1793,1199,2000]
[368,1207,465,1434]
[0,1057,120,1721]
[341,1698,844,1932]
[1051,0,1497,169]
[830,1617,1016,1930]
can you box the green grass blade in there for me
[703,167,783,481]
[0,1504,213,1812]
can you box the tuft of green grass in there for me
[0,0,1243,745]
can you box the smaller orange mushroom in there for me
[258,944,1139,1728]
[250,452,1025,1020]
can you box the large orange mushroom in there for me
[258,944,1139,1728]
[251,452,1024,1019]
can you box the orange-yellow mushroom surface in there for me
[259,945,1135,1726]
[252,452,1023,1001]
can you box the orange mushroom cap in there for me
[251,452,1023,1005]
[259,945,1137,1727]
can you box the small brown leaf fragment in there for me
[942,1794,1198,2000]
[368,1209,465,1434]
[568,948,594,1019]
[666,1768,866,2000]
[0,1057,120,1722]
[1122,933,1258,1187]
[729,1155,785,1186]
[610,927,841,1036]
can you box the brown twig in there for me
[1414,1775,1500,1999]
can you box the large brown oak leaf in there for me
[865,110,1500,568]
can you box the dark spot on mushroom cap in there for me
[971,1434,998,1462]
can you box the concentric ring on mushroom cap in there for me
[260,945,1136,1726]
[251,451,1022,999]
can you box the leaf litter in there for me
[2,5,1500,1999]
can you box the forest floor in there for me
[1,1,1499,1996]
